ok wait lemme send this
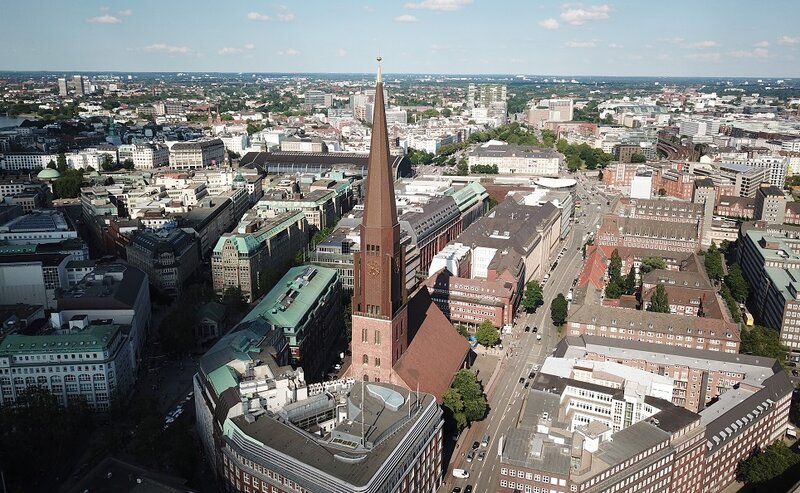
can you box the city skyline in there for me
[2,0,800,77]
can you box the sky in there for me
[2,0,800,77]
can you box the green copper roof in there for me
[447,182,489,212]
[0,244,37,254]
[242,265,337,336]
[198,301,226,323]
[208,364,239,396]
[213,233,261,254]
[0,324,122,355]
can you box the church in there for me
[347,60,471,402]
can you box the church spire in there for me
[376,56,382,83]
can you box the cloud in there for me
[395,14,418,22]
[566,41,596,48]
[363,5,376,12]
[100,6,110,11]
[656,53,672,61]
[247,12,271,21]
[685,52,721,62]
[276,5,295,21]
[778,35,800,45]
[560,5,610,25]
[754,41,769,48]
[118,9,133,16]
[219,47,243,55]
[690,40,719,49]
[404,0,472,11]
[337,48,347,57]
[277,48,300,56]
[87,14,121,24]
[243,43,255,50]
[730,48,770,59]
[143,43,191,54]
[538,18,559,30]
[608,43,623,49]
[660,37,684,44]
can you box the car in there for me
[464,486,474,493]
[451,488,462,493]
[452,469,470,479]
[529,371,536,379]
[525,325,531,332]
[524,381,530,389]
[466,450,475,462]
[477,451,486,462]
[793,369,799,377]
[472,441,480,450]
[536,334,542,341]
[519,377,525,384]
[533,326,539,333]
[334,363,342,370]
[481,434,490,447]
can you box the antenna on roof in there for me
[376,55,383,84]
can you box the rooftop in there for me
[0,323,124,355]
[58,263,147,311]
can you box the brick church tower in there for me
[350,58,409,383]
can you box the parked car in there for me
[481,434,490,447]
[472,441,480,450]
[451,488,462,493]
[533,326,539,333]
[466,450,475,462]
[452,469,470,479]
[477,451,486,462]
[525,326,531,332]
[519,377,525,384]
[465,485,474,493]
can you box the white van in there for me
[452,469,470,479]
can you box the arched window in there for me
[363,374,369,382]
[362,354,369,365]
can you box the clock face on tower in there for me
[368,260,380,277]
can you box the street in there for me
[442,173,612,492]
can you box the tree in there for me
[442,370,487,432]
[311,226,333,249]
[605,281,623,299]
[658,188,667,196]
[551,293,568,326]
[442,388,467,431]
[122,158,135,170]
[720,284,742,322]
[725,263,748,304]
[624,265,637,295]
[475,319,500,347]
[740,325,789,361]
[46,159,56,169]
[100,153,115,171]
[609,249,622,280]
[631,153,647,163]
[343,300,352,342]
[522,280,543,312]
[52,169,85,199]
[704,242,725,282]
[648,284,670,313]
[56,152,67,172]
[441,108,452,118]
[639,256,666,274]
[222,286,247,312]
[736,443,800,486]
[455,324,470,338]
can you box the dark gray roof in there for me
[241,151,412,178]
[469,143,561,159]
[58,264,147,311]
[594,421,669,465]
[170,138,223,150]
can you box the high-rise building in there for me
[348,61,469,399]
[693,178,716,247]
[72,75,84,96]
[468,83,507,108]
[57,77,68,97]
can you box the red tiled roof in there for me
[394,288,470,403]
[577,247,608,290]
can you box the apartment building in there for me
[718,163,769,198]
[715,195,754,220]
[0,153,58,171]
[595,215,700,253]
[257,189,337,233]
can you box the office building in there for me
[239,266,342,383]
[219,133,250,156]
[0,252,69,309]
[169,138,225,169]
[212,211,308,302]
[72,75,84,96]
[0,209,78,245]
[467,141,562,176]
[629,167,652,199]
[132,143,169,169]
[0,322,134,412]
[565,303,740,352]
[0,153,58,171]
[58,77,68,97]
[718,163,769,198]
[595,215,700,253]
[257,189,337,233]
[738,223,800,356]
[348,67,469,398]
[753,184,786,224]
[52,263,151,372]
[468,83,507,108]
[279,137,328,153]
[126,228,200,296]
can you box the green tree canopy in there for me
[624,265,637,295]
[648,284,670,313]
[475,319,500,347]
[740,325,789,361]
[725,263,749,304]
[455,324,469,338]
[442,370,487,432]
[122,158,135,170]
[100,153,115,171]
[639,256,666,274]
[704,242,725,281]
[631,153,647,163]
[46,159,56,169]
[736,443,800,486]
[56,152,67,172]
[523,280,543,312]
[551,293,568,326]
